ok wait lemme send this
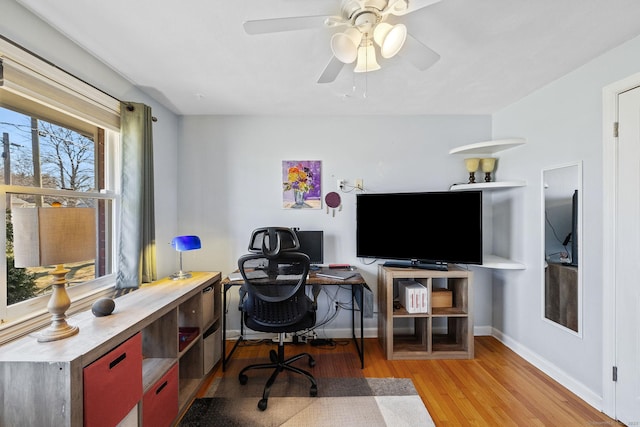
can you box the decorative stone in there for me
[92,298,115,317]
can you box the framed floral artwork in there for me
[282,160,322,209]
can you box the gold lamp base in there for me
[37,265,79,343]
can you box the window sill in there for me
[0,282,116,345]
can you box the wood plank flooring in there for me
[200,336,620,426]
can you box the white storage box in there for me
[203,324,221,373]
[202,285,215,326]
[398,280,428,313]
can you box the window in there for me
[0,40,120,335]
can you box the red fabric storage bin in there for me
[83,333,143,427]
[178,327,199,351]
[142,363,179,427]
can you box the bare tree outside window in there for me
[38,122,95,193]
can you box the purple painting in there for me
[282,160,322,209]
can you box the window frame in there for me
[0,38,121,342]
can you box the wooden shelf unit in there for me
[378,265,473,360]
[0,271,221,427]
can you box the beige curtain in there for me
[116,102,157,288]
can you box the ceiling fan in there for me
[243,0,442,83]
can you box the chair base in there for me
[239,335,318,410]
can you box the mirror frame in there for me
[541,161,583,337]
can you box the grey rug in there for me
[179,376,435,426]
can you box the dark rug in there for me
[179,353,434,426]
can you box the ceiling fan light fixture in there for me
[373,23,407,58]
[354,43,380,73]
[331,28,362,64]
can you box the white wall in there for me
[492,33,640,408]
[1,0,180,277]
[2,2,495,334]
[178,115,493,334]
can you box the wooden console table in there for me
[0,271,221,427]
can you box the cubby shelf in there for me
[0,271,222,427]
[378,265,474,360]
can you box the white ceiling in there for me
[16,0,640,116]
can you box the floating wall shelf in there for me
[449,138,526,156]
[449,138,527,270]
[450,180,527,192]
[476,254,526,270]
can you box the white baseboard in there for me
[474,325,493,336]
[491,327,603,411]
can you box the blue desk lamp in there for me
[170,235,201,280]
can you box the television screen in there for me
[356,191,483,267]
[294,230,324,265]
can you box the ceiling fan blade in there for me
[398,33,440,71]
[244,15,333,35]
[390,0,442,16]
[317,56,345,84]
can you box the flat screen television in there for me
[293,230,324,266]
[356,191,483,269]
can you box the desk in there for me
[222,270,370,370]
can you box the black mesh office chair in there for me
[237,227,318,410]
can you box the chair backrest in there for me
[238,227,312,330]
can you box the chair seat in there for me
[245,309,315,333]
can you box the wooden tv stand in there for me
[378,265,473,360]
[0,271,221,426]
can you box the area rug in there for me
[179,361,435,427]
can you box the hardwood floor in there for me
[202,336,620,426]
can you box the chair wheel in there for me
[269,349,278,363]
[239,374,248,385]
[310,384,318,397]
[309,357,316,368]
[258,399,268,410]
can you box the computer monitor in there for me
[294,230,324,266]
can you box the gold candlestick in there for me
[464,158,480,184]
[481,158,496,182]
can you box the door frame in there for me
[602,71,640,417]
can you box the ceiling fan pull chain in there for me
[364,69,368,98]
[364,40,369,98]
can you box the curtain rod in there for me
[2,35,158,123]
[125,103,158,122]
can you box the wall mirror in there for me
[542,162,582,334]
